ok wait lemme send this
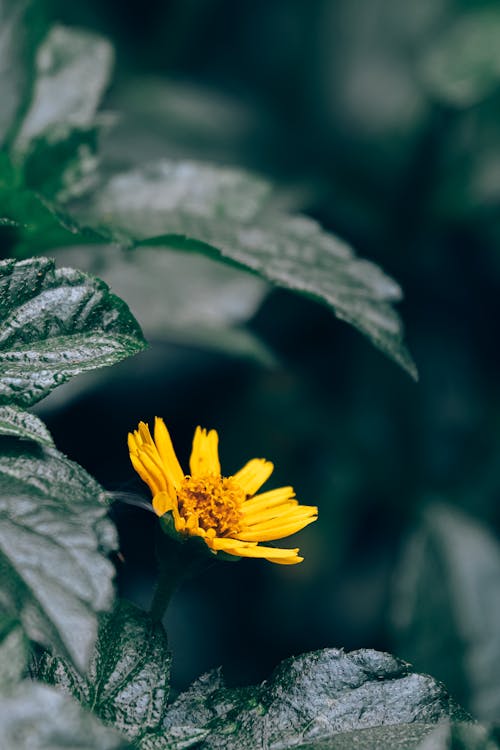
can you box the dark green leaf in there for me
[420,9,500,107]
[12,24,113,155]
[0,0,45,148]
[391,503,500,721]
[0,613,28,687]
[53,245,275,366]
[0,256,146,407]
[0,181,112,258]
[162,648,468,749]
[22,126,102,201]
[82,160,417,378]
[38,600,172,747]
[0,438,117,670]
[414,721,500,750]
[0,405,54,445]
[290,721,500,750]
[0,681,132,750]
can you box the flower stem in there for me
[149,530,208,622]
[149,529,186,622]
[149,558,179,622]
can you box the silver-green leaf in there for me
[0,0,42,147]
[0,256,147,407]
[0,405,54,445]
[161,648,468,749]
[52,245,274,366]
[0,682,132,750]
[0,614,29,688]
[391,503,500,721]
[13,24,114,154]
[0,438,117,670]
[419,9,500,108]
[38,599,172,747]
[82,160,417,378]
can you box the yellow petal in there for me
[232,458,274,496]
[154,417,184,488]
[189,426,221,477]
[138,421,154,446]
[243,504,318,531]
[242,500,300,526]
[241,486,295,515]
[207,536,302,563]
[152,491,174,516]
[236,513,317,542]
[129,452,163,496]
[265,554,303,565]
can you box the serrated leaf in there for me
[391,503,500,721]
[38,599,172,746]
[52,245,275,366]
[13,24,113,155]
[0,613,28,687]
[0,405,54,445]
[0,438,117,670]
[162,648,468,749]
[0,681,132,750]
[420,9,500,108]
[0,256,146,407]
[81,160,417,378]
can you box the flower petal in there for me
[152,491,174,516]
[232,458,274,496]
[129,449,164,496]
[236,512,318,542]
[154,417,184,488]
[241,486,295,516]
[189,426,221,477]
[208,536,303,564]
[243,503,318,531]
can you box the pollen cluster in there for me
[177,474,245,536]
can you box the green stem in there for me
[149,556,180,622]
[149,529,209,622]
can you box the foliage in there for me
[1,0,499,748]
[0,2,415,377]
[39,613,471,750]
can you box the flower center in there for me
[177,474,245,536]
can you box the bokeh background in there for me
[32,0,500,718]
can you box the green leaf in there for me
[0,256,146,407]
[0,613,29,687]
[0,185,110,256]
[22,126,102,201]
[81,160,417,378]
[414,721,500,750]
[162,648,468,749]
[0,405,54,445]
[0,438,117,670]
[52,245,275,366]
[0,681,132,750]
[12,24,114,155]
[420,8,500,107]
[391,503,500,721]
[290,721,500,750]
[38,600,172,747]
[0,0,45,148]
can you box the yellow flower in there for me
[128,418,318,565]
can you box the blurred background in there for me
[31,0,500,719]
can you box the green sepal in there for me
[157,512,241,563]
